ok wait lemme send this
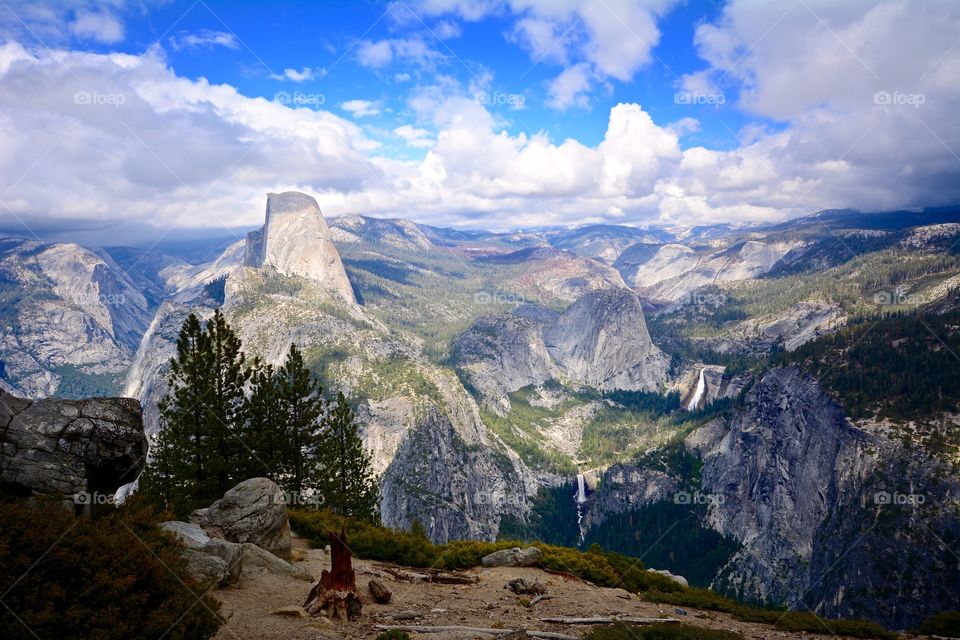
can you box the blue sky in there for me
[0,0,958,239]
[132,0,748,152]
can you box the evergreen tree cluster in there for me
[139,310,379,521]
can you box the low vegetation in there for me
[919,609,960,637]
[290,509,895,639]
[583,622,744,640]
[0,498,222,640]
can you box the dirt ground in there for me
[212,536,911,640]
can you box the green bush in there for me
[920,610,960,637]
[0,497,223,640]
[583,622,743,639]
[375,630,410,640]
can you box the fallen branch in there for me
[381,565,478,585]
[373,625,576,640]
[529,594,555,606]
[538,617,681,625]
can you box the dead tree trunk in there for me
[304,529,362,620]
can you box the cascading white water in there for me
[575,473,587,542]
[686,368,706,411]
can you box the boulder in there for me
[650,569,688,588]
[480,547,542,568]
[0,389,147,501]
[368,579,392,604]
[190,477,292,560]
[161,521,242,586]
[507,578,545,595]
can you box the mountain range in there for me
[1,193,959,628]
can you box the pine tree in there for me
[275,344,325,501]
[241,358,286,482]
[139,310,250,516]
[316,392,379,522]
[202,309,250,497]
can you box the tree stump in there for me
[304,529,362,620]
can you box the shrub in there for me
[920,610,960,637]
[583,622,743,639]
[375,630,411,640]
[0,497,223,640]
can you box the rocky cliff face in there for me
[245,192,355,303]
[580,366,959,628]
[0,238,152,397]
[692,367,960,628]
[379,406,530,542]
[451,313,557,414]
[544,289,669,392]
[0,388,147,499]
[616,239,800,302]
[452,289,669,408]
[697,367,862,606]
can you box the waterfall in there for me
[686,368,706,411]
[575,473,587,543]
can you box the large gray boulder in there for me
[480,547,542,568]
[162,520,311,586]
[161,521,242,587]
[0,389,147,500]
[190,477,292,561]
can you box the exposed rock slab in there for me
[481,547,542,567]
[0,389,147,498]
[191,477,292,561]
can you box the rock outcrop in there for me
[480,547,542,567]
[161,519,310,587]
[379,406,530,543]
[451,313,557,414]
[0,389,147,499]
[452,289,669,409]
[244,192,355,303]
[190,477,292,561]
[544,289,668,391]
[694,367,960,628]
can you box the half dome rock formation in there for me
[0,389,147,499]
[244,192,356,303]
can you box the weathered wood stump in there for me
[304,529,362,620]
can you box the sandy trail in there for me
[212,536,904,640]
